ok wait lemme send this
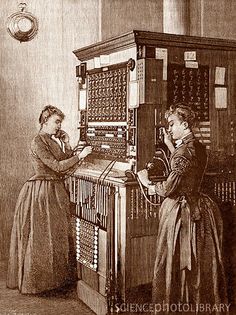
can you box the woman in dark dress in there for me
[7,105,92,294]
[138,104,228,314]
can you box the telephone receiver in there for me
[146,148,170,177]
[157,126,165,143]
[55,129,66,140]
[125,147,170,181]
[156,125,171,146]
[143,125,170,177]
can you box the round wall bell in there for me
[7,3,38,42]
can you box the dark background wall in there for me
[202,0,236,39]
[0,0,236,263]
[101,0,163,39]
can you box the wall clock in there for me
[7,3,38,42]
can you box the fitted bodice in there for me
[29,132,79,180]
[169,134,207,197]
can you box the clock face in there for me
[17,17,33,33]
[7,10,38,42]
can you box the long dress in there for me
[7,131,81,294]
[151,133,228,314]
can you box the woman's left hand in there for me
[137,169,152,187]
[162,128,175,153]
[162,128,172,145]
[58,130,70,143]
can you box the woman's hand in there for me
[162,128,171,145]
[77,146,92,159]
[57,130,70,143]
[162,128,175,153]
[137,169,152,187]
[73,141,87,153]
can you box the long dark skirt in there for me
[7,179,76,294]
[152,194,228,314]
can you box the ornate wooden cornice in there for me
[73,31,136,61]
[73,30,236,62]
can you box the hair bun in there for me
[165,103,197,128]
[39,105,65,125]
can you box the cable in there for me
[101,159,117,184]
[95,158,117,208]
[97,158,117,184]
[136,173,162,207]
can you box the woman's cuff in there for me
[76,152,84,161]
[148,184,156,195]
[75,152,81,160]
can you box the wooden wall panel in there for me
[202,0,236,40]
[129,236,157,287]
[189,0,202,36]
[101,0,163,40]
[189,0,236,40]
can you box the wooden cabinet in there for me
[71,31,236,314]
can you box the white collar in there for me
[175,132,193,148]
[175,139,183,148]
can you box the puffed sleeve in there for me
[31,136,80,173]
[148,155,191,197]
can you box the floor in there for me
[0,261,95,315]
[1,259,235,315]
